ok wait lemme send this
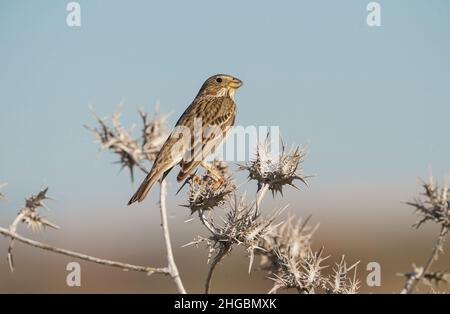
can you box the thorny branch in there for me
[84,105,169,179]
[6,187,60,272]
[401,226,449,294]
[401,176,450,293]
[0,105,187,293]
[86,105,186,293]
[183,140,359,294]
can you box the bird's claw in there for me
[193,175,202,185]
[210,177,224,190]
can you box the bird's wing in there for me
[176,96,236,182]
[127,133,184,204]
[128,95,236,204]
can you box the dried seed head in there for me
[140,108,170,161]
[258,215,360,294]
[325,256,360,294]
[260,215,318,273]
[268,247,329,294]
[423,271,450,287]
[239,137,308,195]
[185,193,285,274]
[185,160,236,213]
[85,105,169,181]
[407,176,450,229]
[268,246,359,294]
[19,187,59,231]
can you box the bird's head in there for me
[197,74,243,99]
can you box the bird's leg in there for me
[201,161,224,189]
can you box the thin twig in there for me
[7,213,24,272]
[255,183,269,216]
[159,178,186,294]
[198,210,217,234]
[205,247,229,294]
[0,226,168,274]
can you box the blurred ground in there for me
[1,180,449,294]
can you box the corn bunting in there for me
[128,74,242,204]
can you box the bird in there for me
[128,74,243,205]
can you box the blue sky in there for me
[1,0,450,212]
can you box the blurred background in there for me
[1,0,450,293]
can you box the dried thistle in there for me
[259,215,318,274]
[325,255,360,294]
[423,270,450,287]
[85,105,169,181]
[185,193,286,293]
[18,187,59,231]
[268,247,329,294]
[268,247,359,294]
[401,175,450,294]
[407,176,450,229]
[239,137,308,195]
[139,108,170,161]
[185,136,360,294]
[206,194,284,267]
[7,187,59,272]
[259,215,359,294]
[184,160,236,213]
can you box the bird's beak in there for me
[228,78,243,89]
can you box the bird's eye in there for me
[216,77,223,83]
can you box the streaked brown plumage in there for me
[128,74,242,205]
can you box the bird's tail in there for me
[128,172,160,205]
[128,165,172,205]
